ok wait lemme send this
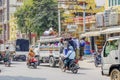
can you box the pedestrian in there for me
[4,47,11,66]
[72,37,80,60]
[79,38,86,60]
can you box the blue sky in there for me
[95,0,105,6]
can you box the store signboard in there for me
[67,25,78,32]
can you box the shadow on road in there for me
[0,76,46,80]
[80,67,94,70]
[66,71,86,75]
[40,64,59,68]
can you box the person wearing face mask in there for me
[64,46,76,70]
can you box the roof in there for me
[107,36,120,41]
[101,26,120,34]
[80,31,102,38]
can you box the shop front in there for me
[80,30,105,54]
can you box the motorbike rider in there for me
[64,46,75,70]
[27,48,35,65]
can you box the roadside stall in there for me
[80,30,104,54]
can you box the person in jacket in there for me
[64,46,76,70]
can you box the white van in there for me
[101,36,120,80]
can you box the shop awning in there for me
[101,27,120,34]
[80,31,102,38]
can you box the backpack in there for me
[80,41,85,47]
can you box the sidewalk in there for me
[78,55,95,69]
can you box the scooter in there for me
[59,58,80,74]
[27,57,38,69]
[94,53,101,67]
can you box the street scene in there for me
[0,58,110,80]
[0,0,120,80]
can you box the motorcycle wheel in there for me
[95,61,98,67]
[72,69,78,74]
[33,64,37,69]
[70,63,78,74]
[49,57,56,67]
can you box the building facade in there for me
[59,0,104,38]
[105,0,120,9]
[9,0,24,41]
[0,0,9,43]
[0,0,24,43]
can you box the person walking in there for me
[79,38,85,60]
[4,47,11,66]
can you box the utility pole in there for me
[58,2,61,37]
[83,2,86,32]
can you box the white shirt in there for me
[65,50,75,59]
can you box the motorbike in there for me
[13,55,26,61]
[94,53,101,67]
[27,57,38,69]
[59,55,79,74]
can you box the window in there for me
[112,0,114,6]
[118,0,120,5]
[104,40,119,57]
[109,0,111,7]
[115,0,117,5]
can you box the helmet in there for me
[68,46,73,50]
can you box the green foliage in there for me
[15,0,58,37]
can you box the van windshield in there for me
[104,40,119,57]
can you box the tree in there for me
[15,0,58,37]
[15,0,33,33]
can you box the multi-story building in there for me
[59,0,104,38]
[0,0,24,43]
[0,0,9,43]
[9,0,24,41]
[105,0,120,9]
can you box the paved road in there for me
[0,59,110,80]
